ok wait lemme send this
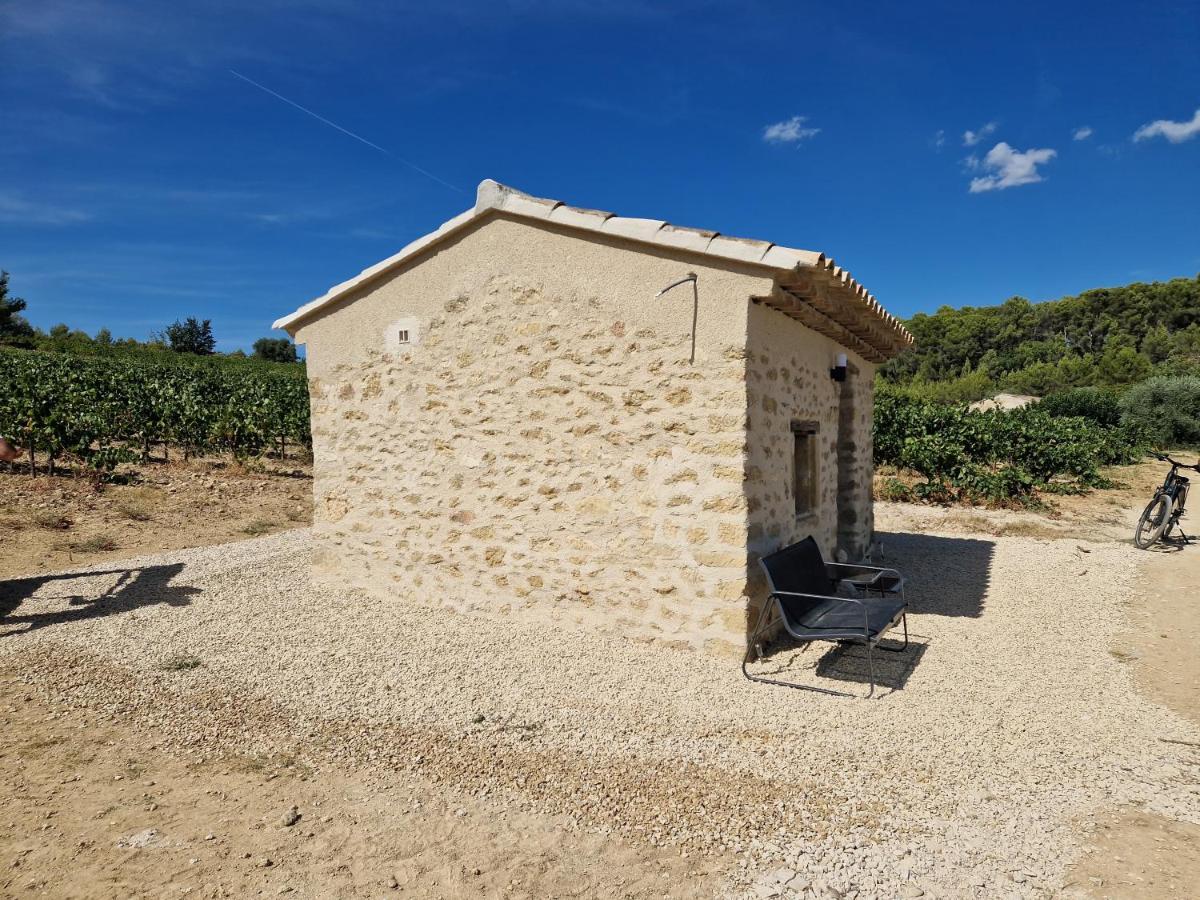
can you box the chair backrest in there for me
[758,536,833,599]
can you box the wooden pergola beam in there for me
[780,270,904,358]
[753,287,888,364]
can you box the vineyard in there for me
[0,342,1175,503]
[873,387,1144,505]
[0,348,310,477]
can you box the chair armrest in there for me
[770,590,863,605]
[825,564,902,589]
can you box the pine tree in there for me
[0,270,35,345]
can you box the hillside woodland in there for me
[881,274,1200,400]
[876,275,1200,504]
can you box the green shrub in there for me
[877,478,914,502]
[1039,387,1122,427]
[1119,376,1200,448]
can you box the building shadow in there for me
[873,531,994,618]
[0,564,199,636]
[738,528,993,693]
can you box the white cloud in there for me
[1133,108,1200,144]
[762,116,820,144]
[967,142,1057,193]
[962,121,997,146]
[932,129,946,150]
[0,192,92,225]
[1072,126,1093,141]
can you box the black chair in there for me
[743,536,908,698]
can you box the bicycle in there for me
[1134,452,1200,549]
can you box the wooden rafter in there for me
[753,287,887,364]
[778,269,910,359]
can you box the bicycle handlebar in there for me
[1152,451,1200,471]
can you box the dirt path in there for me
[878,466,1200,900]
[0,662,717,899]
[1066,486,1200,898]
[1117,534,1200,728]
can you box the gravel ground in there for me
[2,527,1199,899]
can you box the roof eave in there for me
[273,179,914,358]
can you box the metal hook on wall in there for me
[655,272,699,364]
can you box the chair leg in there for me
[742,599,777,664]
[741,605,857,697]
[865,642,876,699]
[878,612,909,652]
[741,655,856,697]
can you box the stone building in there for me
[274,180,912,655]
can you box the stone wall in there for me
[295,215,877,654]
[743,301,877,606]
[308,275,757,654]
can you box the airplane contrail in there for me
[229,69,462,193]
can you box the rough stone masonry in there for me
[281,184,905,655]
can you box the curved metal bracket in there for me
[655,272,698,364]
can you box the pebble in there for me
[279,805,301,827]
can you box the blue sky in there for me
[2,0,1199,352]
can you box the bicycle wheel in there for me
[1134,495,1171,549]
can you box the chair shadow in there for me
[813,638,928,695]
[747,634,929,698]
[0,564,199,637]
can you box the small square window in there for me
[791,421,819,517]
[397,329,410,344]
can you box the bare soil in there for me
[1062,478,1200,900]
[2,454,1199,898]
[0,458,312,581]
[1064,810,1200,899]
[0,663,715,899]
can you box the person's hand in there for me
[0,437,22,463]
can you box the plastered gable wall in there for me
[742,302,877,603]
[296,215,765,379]
[296,216,784,653]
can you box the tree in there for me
[252,337,298,363]
[1121,376,1200,447]
[881,274,1200,389]
[165,317,216,355]
[1141,325,1172,363]
[1098,346,1152,384]
[0,270,35,345]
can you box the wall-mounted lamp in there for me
[830,352,848,382]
